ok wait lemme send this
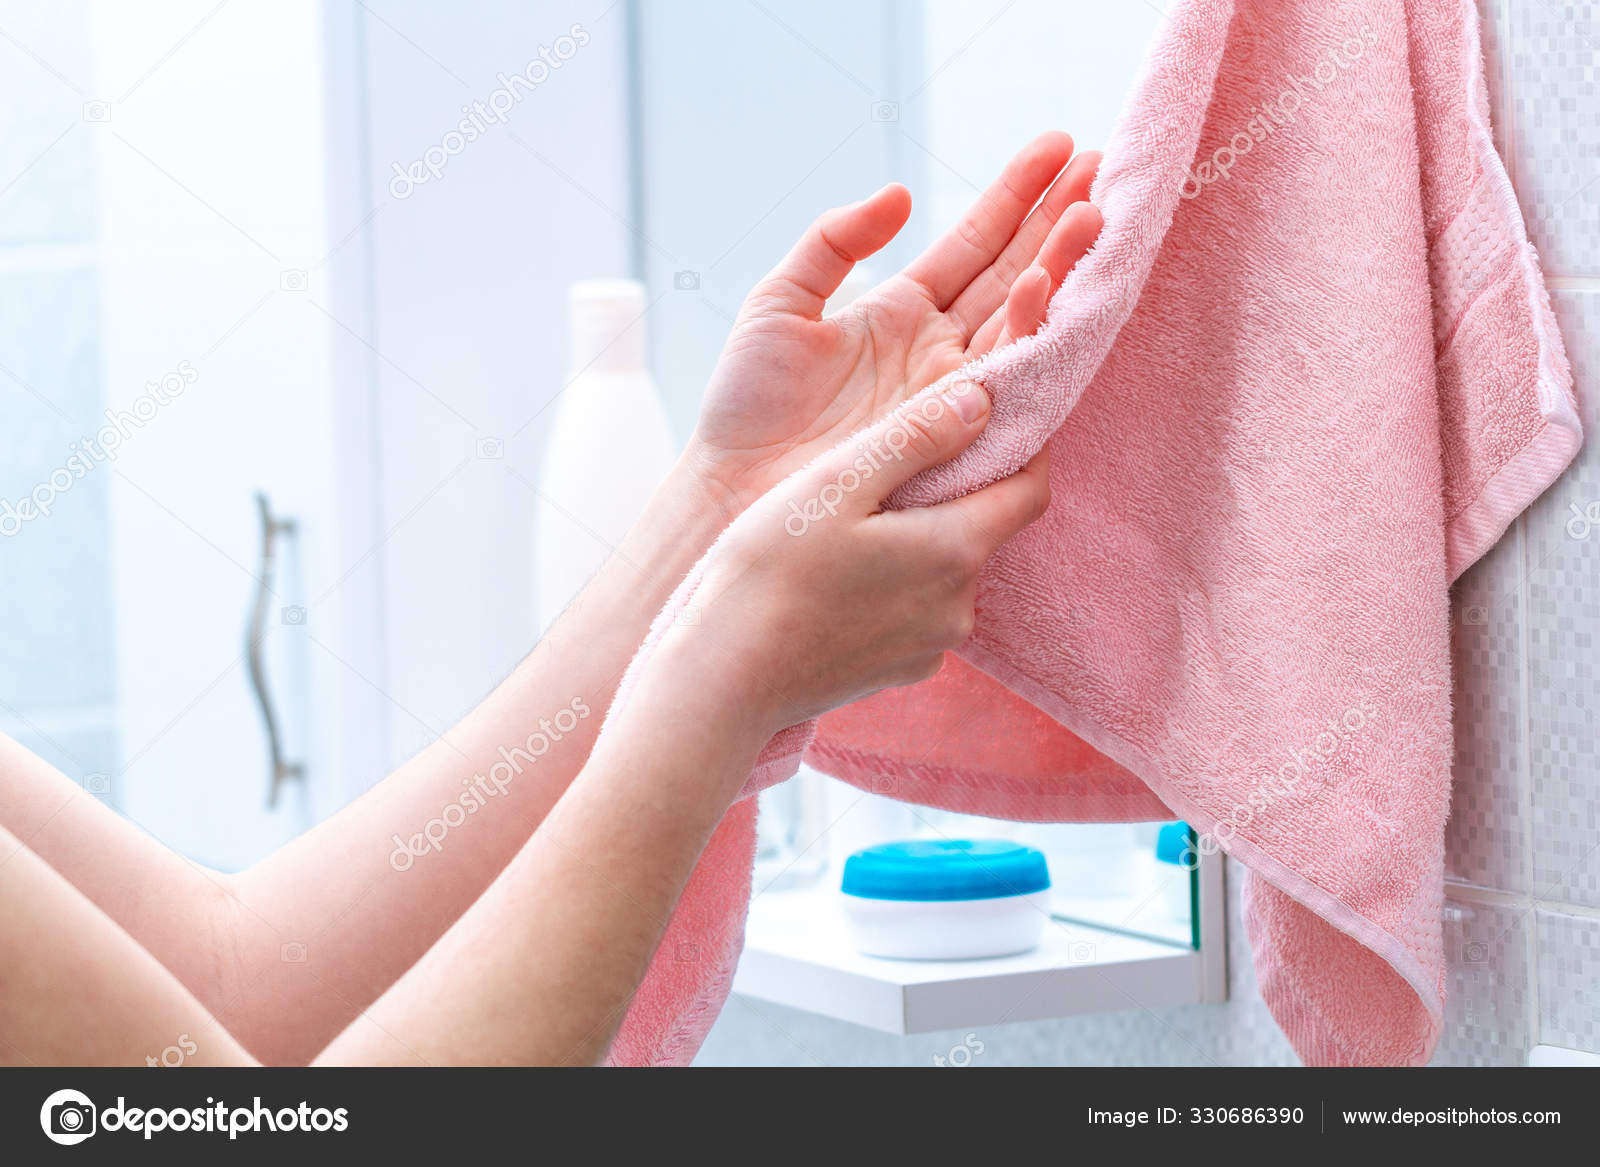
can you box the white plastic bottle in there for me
[534,279,678,632]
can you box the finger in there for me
[946,150,1101,337]
[1000,265,1052,346]
[895,447,1052,558]
[751,183,912,319]
[1032,199,1103,285]
[967,200,1103,355]
[901,131,1074,310]
[792,380,991,511]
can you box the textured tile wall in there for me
[699,0,1600,1066]
[1441,0,1600,1065]
[1537,910,1600,1051]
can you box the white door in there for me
[1,1,387,870]
[1,0,637,870]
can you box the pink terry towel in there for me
[606,0,1581,1066]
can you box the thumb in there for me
[790,379,991,522]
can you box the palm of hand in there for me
[686,133,1102,513]
[693,281,976,498]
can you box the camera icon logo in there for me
[40,1089,97,1146]
[83,773,112,796]
[281,605,307,626]
[281,941,308,963]
[1460,605,1487,627]
[476,436,504,460]
[932,1032,985,1067]
[82,100,111,123]
[280,269,308,293]
[1463,940,1489,963]
[871,100,899,122]
[673,270,700,291]
[1567,500,1600,540]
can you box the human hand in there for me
[654,377,1047,742]
[684,131,1100,518]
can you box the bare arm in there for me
[316,381,1049,1065]
[0,133,1101,1065]
[1,384,1047,1068]
[0,820,254,1067]
[0,466,730,1065]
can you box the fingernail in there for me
[942,380,988,424]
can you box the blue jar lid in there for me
[840,839,1050,902]
[1155,821,1193,865]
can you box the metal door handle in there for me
[246,491,305,807]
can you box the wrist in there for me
[606,456,734,590]
[677,435,771,522]
[661,449,744,537]
[623,616,781,791]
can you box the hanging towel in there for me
[605,0,1581,1067]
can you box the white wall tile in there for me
[1505,1,1600,276]
[1434,899,1532,1065]
[1537,909,1600,1052]
[1448,528,1527,892]
[1528,292,1600,907]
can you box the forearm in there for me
[0,821,254,1067]
[312,631,767,1066]
[0,131,1089,1067]
[0,620,755,1068]
[0,734,244,1013]
[0,459,734,1066]
[0,630,752,1069]
[218,459,735,1063]
[281,381,1011,1065]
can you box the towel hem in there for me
[950,639,1447,1037]
[1445,414,1582,579]
[806,736,1172,824]
[1443,0,1583,579]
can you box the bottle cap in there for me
[568,278,648,375]
[841,838,1050,902]
[1155,821,1193,865]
